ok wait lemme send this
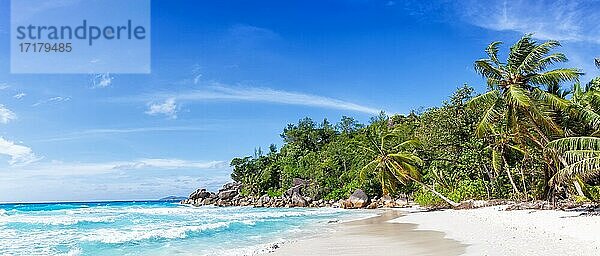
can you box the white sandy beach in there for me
[397,206,600,255]
[268,206,600,255]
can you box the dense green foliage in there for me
[231,34,600,206]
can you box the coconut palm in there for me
[567,81,600,134]
[470,34,580,143]
[360,135,459,207]
[469,35,581,197]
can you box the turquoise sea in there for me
[0,201,372,255]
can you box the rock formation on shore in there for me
[180,181,415,209]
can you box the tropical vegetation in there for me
[230,34,600,207]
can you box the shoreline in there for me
[264,209,465,256]
[266,206,600,256]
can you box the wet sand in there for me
[267,210,465,256]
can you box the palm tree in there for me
[545,76,600,196]
[469,34,581,196]
[360,135,459,207]
[470,34,580,142]
[487,132,526,195]
[568,80,600,133]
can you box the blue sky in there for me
[0,0,599,202]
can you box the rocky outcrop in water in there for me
[180,183,415,209]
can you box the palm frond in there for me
[468,90,500,109]
[389,152,423,166]
[533,88,569,111]
[475,101,502,137]
[553,156,600,184]
[571,104,600,131]
[532,53,567,72]
[485,41,503,64]
[393,139,421,150]
[507,34,536,69]
[517,40,561,73]
[527,103,563,135]
[474,59,503,81]
[359,159,380,180]
[505,86,532,108]
[529,68,581,86]
[562,150,600,164]
[548,137,600,153]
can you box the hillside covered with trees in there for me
[230,34,600,207]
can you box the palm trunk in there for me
[506,168,520,195]
[573,180,585,197]
[502,154,520,195]
[519,167,528,198]
[409,176,459,207]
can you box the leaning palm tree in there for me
[360,135,459,207]
[469,34,581,196]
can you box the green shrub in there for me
[240,187,251,197]
[267,188,284,197]
[583,184,600,201]
[448,179,489,202]
[414,188,446,207]
[324,188,347,200]
[414,179,490,207]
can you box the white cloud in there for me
[192,64,202,84]
[13,93,26,100]
[228,24,280,41]
[32,96,71,107]
[0,137,41,166]
[137,84,381,115]
[193,74,202,85]
[0,83,9,90]
[36,126,213,142]
[5,158,226,177]
[177,85,381,115]
[111,158,226,170]
[91,73,114,88]
[458,0,600,44]
[0,105,17,124]
[145,98,178,119]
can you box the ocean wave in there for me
[0,202,362,255]
[58,247,81,256]
[0,214,117,225]
[62,205,218,216]
[82,222,231,244]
